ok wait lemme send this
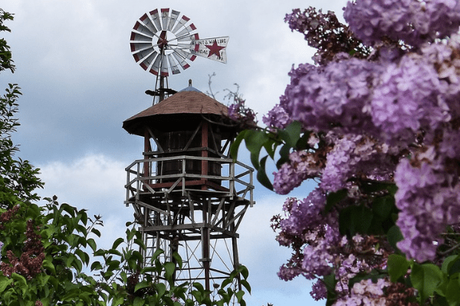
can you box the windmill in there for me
[129,8,229,103]
[123,8,254,296]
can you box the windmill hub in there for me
[152,30,178,55]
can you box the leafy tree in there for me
[0,9,249,306]
[231,1,460,305]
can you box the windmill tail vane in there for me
[193,36,229,64]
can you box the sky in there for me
[1,1,347,305]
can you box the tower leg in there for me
[202,200,210,291]
[232,224,241,290]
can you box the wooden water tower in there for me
[123,83,254,291]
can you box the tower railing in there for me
[125,155,254,206]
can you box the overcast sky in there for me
[1,1,347,305]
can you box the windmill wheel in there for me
[130,8,199,76]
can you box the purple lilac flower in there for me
[371,54,450,144]
[344,0,460,47]
[310,280,327,301]
[273,151,322,195]
[262,104,291,130]
[334,278,390,306]
[321,134,395,192]
[279,189,326,236]
[282,57,380,135]
[394,153,460,262]
[278,264,303,281]
[302,225,341,276]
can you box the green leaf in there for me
[230,130,247,160]
[150,248,164,262]
[387,254,410,282]
[0,275,13,293]
[387,225,404,253]
[442,255,459,275]
[111,296,124,306]
[134,281,151,293]
[235,290,245,302]
[295,131,310,150]
[42,257,56,274]
[155,282,166,297]
[241,279,251,294]
[239,265,249,279]
[127,228,137,241]
[221,277,232,289]
[323,273,338,306]
[75,249,89,265]
[133,297,144,306]
[112,237,124,250]
[276,144,290,169]
[172,252,183,269]
[411,263,443,303]
[11,273,27,295]
[372,195,395,219]
[339,205,373,237]
[164,262,176,280]
[91,261,102,271]
[325,189,347,213]
[256,155,273,190]
[445,276,460,305]
[87,238,97,252]
[92,228,102,237]
[245,130,269,157]
[278,120,301,147]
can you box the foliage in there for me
[231,1,460,305]
[0,9,250,306]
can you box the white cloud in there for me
[37,153,129,219]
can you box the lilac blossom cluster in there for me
[273,150,323,195]
[334,278,390,306]
[281,57,378,135]
[394,149,460,262]
[227,96,256,126]
[262,104,291,130]
[273,191,387,301]
[264,0,460,303]
[344,0,460,47]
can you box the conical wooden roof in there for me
[123,87,231,136]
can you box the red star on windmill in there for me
[205,40,225,59]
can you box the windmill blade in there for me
[172,15,191,34]
[149,9,162,32]
[159,54,169,76]
[174,48,198,62]
[149,53,169,76]
[150,53,163,76]
[160,8,170,30]
[175,23,197,39]
[130,30,152,44]
[139,13,158,34]
[171,51,191,71]
[193,36,229,63]
[176,33,199,43]
[168,10,180,31]
[134,50,159,71]
[130,42,151,54]
[167,54,181,75]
